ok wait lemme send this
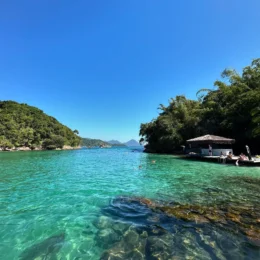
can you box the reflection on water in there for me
[0,148,259,259]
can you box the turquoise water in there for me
[0,147,260,259]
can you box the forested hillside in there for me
[81,138,126,147]
[81,138,109,147]
[0,101,81,150]
[140,59,260,154]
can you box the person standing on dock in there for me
[209,145,212,156]
[246,145,252,161]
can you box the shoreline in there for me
[0,145,82,152]
[0,145,132,152]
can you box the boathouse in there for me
[186,134,235,156]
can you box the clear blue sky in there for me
[1,0,260,142]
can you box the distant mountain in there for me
[81,138,109,147]
[81,138,126,147]
[124,139,141,147]
[107,140,122,145]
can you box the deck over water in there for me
[186,154,260,166]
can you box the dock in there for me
[185,154,260,166]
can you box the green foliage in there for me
[0,136,13,149]
[81,138,109,147]
[81,138,126,147]
[251,107,260,137]
[42,135,65,150]
[73,129,79,135]
[140,96,204,153]
[0,101,81,149]
[140,59,260,154]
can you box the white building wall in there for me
[201,149,233,156]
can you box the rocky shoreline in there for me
[0,145,82,152]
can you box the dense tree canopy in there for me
[0,101,81,150]
[140,96,204,153]
[81,138,109,147]
[140,59,260,154]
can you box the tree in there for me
[0,136,13,150]
[73,129,79,135]
[252,107,260,137]
[140,96,204,153]
[0,101,81,149]
[140,58,260,154]
[198,58,260,152]
[18,127,34,147]
[42,135,65,150]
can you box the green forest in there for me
[81,138,109,147]
[81,138,126,147]
[0,101,81,150]
[140,59,260,154]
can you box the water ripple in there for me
[0,148,260,259]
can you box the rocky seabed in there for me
[93,195,260,260]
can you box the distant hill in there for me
[124,139,141,147]
[108,139,141,147]
[107,140,126,147]
[108,140,122,145]
[0,101,81,150]
[82,138,126,147]
[81,138,109,147]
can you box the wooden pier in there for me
[184,154,260,166]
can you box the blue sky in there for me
[1,0,260,142]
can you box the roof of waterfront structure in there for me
[187,134,235,144]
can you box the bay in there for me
[0,147,260,259]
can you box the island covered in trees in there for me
[0,101,127,151]
[0,101,81,150]
[139,59,260,154]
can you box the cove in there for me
[0,147,260,259]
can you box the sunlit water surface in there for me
[0,148,260,259]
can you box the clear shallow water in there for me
[0,147,260,259]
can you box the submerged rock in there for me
[93,216,114,229]
[146,233,174,260]
[242,227,260,246]
[100,229,146,260]
[123,229,139,249]
[96,228,121,249]
[19,232,65,260]
[98,195,260,259]
[100,250,124,260]
[112,221,131,234]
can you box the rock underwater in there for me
[96,196,260,260]
[19,232,65,260]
